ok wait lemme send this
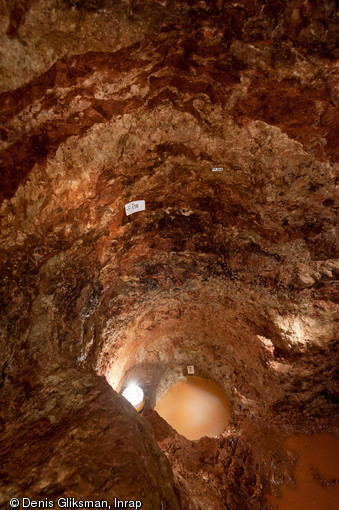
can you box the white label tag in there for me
[187,365,195,375]
[125,200,145,216]
[212,167,223,172]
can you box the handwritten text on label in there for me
[125,200,146,216]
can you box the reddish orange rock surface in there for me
[0,1,338,509]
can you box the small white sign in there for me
[125,200,145,216]
[212,167,223,172]
[187,365,195,375]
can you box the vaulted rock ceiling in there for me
[0,1,338,509]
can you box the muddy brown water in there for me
[154,375,232,440]
[265,433,339,510]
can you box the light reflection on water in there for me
[265,433,339,510]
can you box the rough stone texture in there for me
[0,369,178,509]
[0,1,338,509]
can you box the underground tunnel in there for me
[0,1,338,509]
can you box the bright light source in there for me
[122,384,143,406]
[122,384,145,415]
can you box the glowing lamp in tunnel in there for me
[122,384,145,415]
